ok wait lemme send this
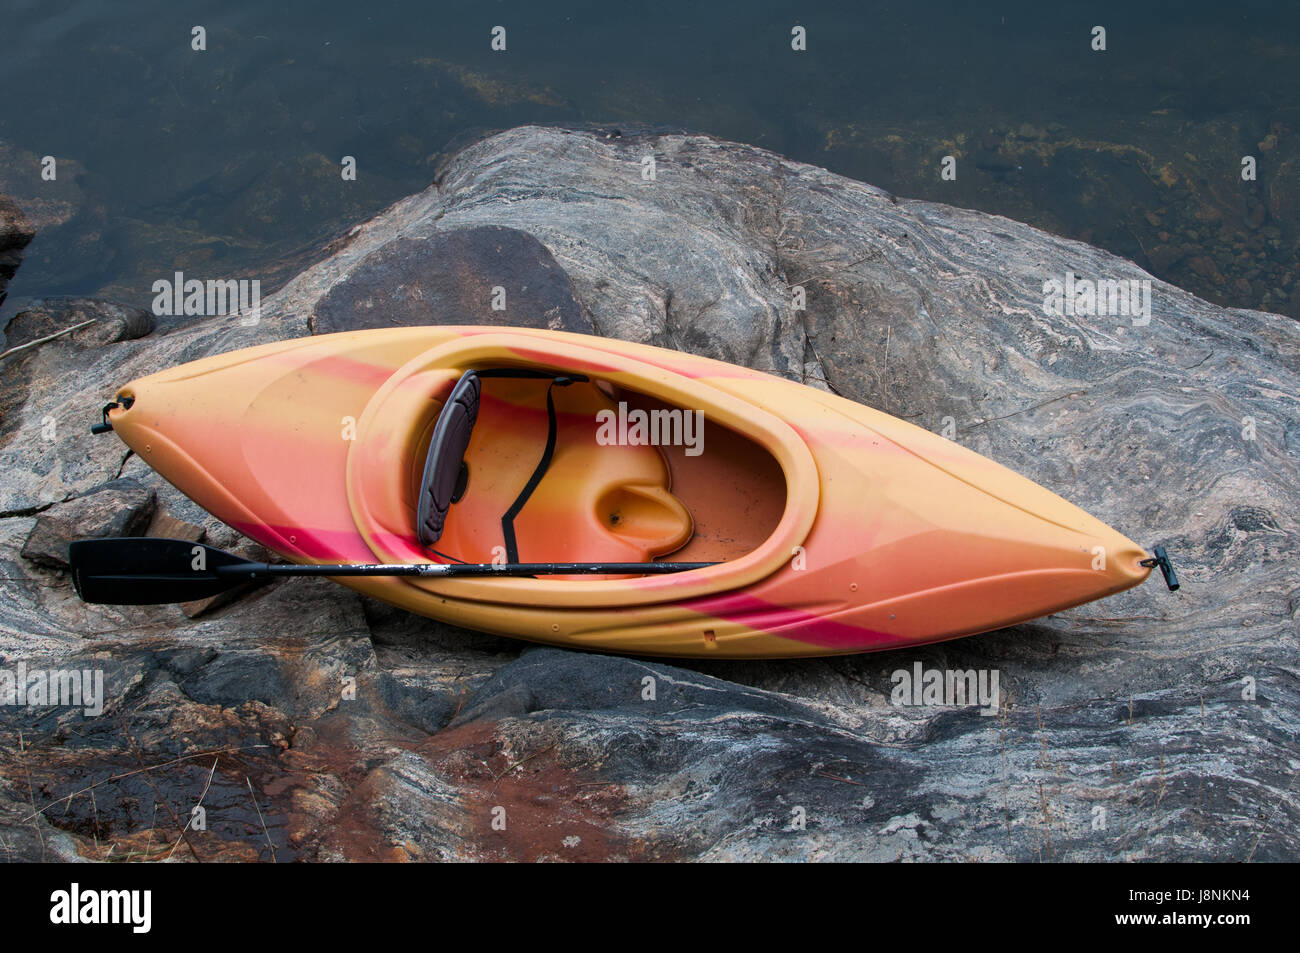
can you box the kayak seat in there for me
[416,370,480,547]
[430,373,694,566]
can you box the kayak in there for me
[91,325,1159,658]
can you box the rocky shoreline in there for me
[1,126,1296,861]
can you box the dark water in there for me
[2,0,1297,321]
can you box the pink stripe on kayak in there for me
[682,592,898,650]
[230,520,889,649]
[272,351,395,388]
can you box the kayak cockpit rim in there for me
[345,329,822,610]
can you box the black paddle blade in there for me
[69,538,253,605]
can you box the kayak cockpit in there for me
[346,329,821,610]
[411,368,786,569]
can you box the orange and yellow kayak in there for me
[96,326,1155,658]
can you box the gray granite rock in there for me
[311,227,591,335]
[0,126,1296,862]
[4,297,156,350]
[20,478,156,569]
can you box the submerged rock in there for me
[0,194,35,310]
[0,126,1296,861]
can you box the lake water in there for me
[2,0,1297,322]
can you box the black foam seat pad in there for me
[416,370,481,547]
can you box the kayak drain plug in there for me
[91,396,134,435]
[1139,545,1180,592]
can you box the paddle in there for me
[69,537,718,606]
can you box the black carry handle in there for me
[1139,545,1180,591]
[68,537,715,606]
[91,396,134,435]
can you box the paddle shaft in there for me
[218,560,715,579]
[67,538,719,606]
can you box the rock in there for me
[4,297,156,350]
[141,509,249,618]
[1146,243,1186,272]
[972,149,1018,173]
[0,125,1297,861]
[1244,200,1268,231]
[1267,157,1298,231]
[145,510,205,545]
[0,144,115,299]
[1186,254,1226,284]
[0,298,156,504]
[19,478,156,568]
[179,577,267,620]
[0,143,90,234]
[310,227,590,335]
[0,194,35,309]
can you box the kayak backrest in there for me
[435,374,694,567]
[417,367,603,553]
[416,369,480,546]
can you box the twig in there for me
[816,771,867,787]
[796,310,842,395]
[492,742,559,789]
[18,730,46,862]
[786,249,882,288]
[21,745,270,822]
[123,721,201,863]
[246,777,276,862]
[802,373,845,395]
[880,321,893,413]
[1246,769,1297,862]
[1038,780,1053,862]
[0,319,96,361]
[964,389,1087,432]
[90,788,100,854]
[167,757,219,860]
